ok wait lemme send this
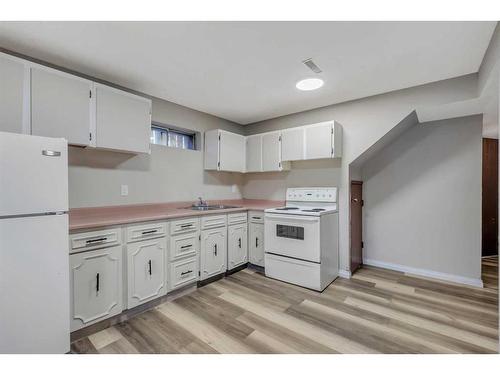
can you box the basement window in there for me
[150,123,197,150]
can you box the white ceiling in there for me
[0,22,496,124]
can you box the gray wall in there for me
[69,97,245,208]
[361,115,482,282]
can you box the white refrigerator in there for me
[0,131,70,353]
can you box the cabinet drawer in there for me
[169,257,198,291]
[170,232,199,261]
[170,217,199,235]
[228,212,247,225]
[70,228,121,253]
[248,211,264,224]
[126,222,167,243]
[201,214,227,230]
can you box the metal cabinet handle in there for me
[42,150,61,157]
[142,229,158,235]
[148,260,152,275]
[86,237,107,244]
[214,243,218,256]
[238,238,242,248]
[256,237,258,247]
[252,217,260,220]
[180,224,193,228]
[180,244,193,249]
[96,273,100,293]
[181,270,193,276]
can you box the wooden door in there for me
[127,237,167,309]
[482,138,498,256]
[350,181,363,273]
[31,66,92,146]
[200,228,227,280]
[228,224,248,269]
[249,223,264,267]
[70,246,123,331]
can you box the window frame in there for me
[150,122,197,151]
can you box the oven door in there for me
[264,213,320,263]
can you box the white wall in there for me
[361,115,482,284]
[69,97,245,208]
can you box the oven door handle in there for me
[264,214,320,223]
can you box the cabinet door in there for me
[95,84,151,153]
[246,134,262,172]
[281,127,305,161]
[31,67,92,146]
[127,237,167,309]
[200,228,227,280]
[70,245,122,332]
[304,122,333,160]
[249,223,264,267]
[262,132,282,171]
[219,130,245,172]
[0,53,26,134]
[228,224,248,270]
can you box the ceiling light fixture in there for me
[296,78,324,91]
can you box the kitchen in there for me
[0,13,499,369]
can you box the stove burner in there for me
[276,207,299,210]
[301,208,326,212]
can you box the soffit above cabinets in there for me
[0,21,495,124]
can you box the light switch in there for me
[121,185,129,196]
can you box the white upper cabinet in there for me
[95,84,152,154]
[245,134,263,172]
[31,67,92,146]
[220,130,245,172]
[204,129,245,172]
[262,131,290,171]
[304,121,342,160]
[281,127,305,161]
[0,53,28,134]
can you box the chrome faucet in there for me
[197,197,207,207]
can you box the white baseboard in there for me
[338,269,352,279]
[363,258,484,288]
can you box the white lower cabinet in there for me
[200,227,227,280]
[249,222,264,267]
[126,237,167,309]
[70,245,123,332]
[228,224,248,270]
[169,257,198,290]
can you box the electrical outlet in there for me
[121,185,129,196]
[231,184,237,193]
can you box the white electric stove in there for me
[264,187,339,291]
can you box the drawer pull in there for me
[86,237,107,245]
[256,237,258,247]
[148,260,152,275]
[238,238,241,248]
[181,270,193,276]
[142,229,158,235]
[42,150,61,157]
[96,273,100,293]
[180,244,193,249]
[180,224,193,228]
[214,243,218,256]
[252,217,261,220]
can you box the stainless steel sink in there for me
[182,205,241,211]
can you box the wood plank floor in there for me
[482,256,498,291]
[72,264,499,354]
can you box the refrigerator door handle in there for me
[42,150,61,157]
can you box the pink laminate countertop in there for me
[69,199,283,231]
